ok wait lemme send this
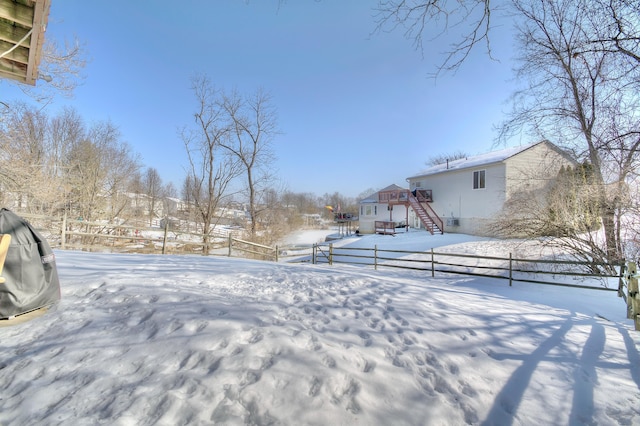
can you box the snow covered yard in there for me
[1,232,639,425]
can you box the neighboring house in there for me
[358,184,412,234]
[406,140,577,235]
[125,192,164,220]
[164,197,189,215]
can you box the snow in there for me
[407,143,537,178]
[1,230,639,425]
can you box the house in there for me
[164,197,189,215]
[358,184,413,234]
[405,140,577,235]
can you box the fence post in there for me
[228,234,232,257]
[162,217,169,255]
[618,261,626,298]
[61,211,67,250]
[312,244,316,264]
[626,261,639,329]
[509,253,513,287]
[431,248,434,277]
[329,243,333,266]
[275,245,279,262]
[374,245,378,270]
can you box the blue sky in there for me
[9,0,521,198]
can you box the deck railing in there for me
[378,189,432,203]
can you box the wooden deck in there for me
[375,221,396,235]
[377,189,443,235]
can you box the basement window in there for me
[473,170,486,189]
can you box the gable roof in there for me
[360,184,407,203]
[0,0,50,86]
[407,141,572,180]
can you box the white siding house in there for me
[406,141,576,235]
[358,184,411,234]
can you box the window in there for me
[473,170,485,189]
[362,205,378,216]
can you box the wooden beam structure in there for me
[0,0,50,85]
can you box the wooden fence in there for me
[620,261,640,330]
[307,243,623,292]
[19,213,278,262]
[19,212,625,291]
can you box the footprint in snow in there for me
[167,319,184,334]
[305,334,322,351]
[354,354,375,373]
[322,355,337,368]
[245,329,263,344]
[308,376,322,397]
[329,375,361,414]
[357,330,372,347]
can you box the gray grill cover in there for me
[0,208,60,319]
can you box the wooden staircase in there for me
[408,194,443,235]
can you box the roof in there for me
[407,141,571,180]
[0,0,50,86]
[360,183,407,203]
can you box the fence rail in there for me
[14,212,627,292]
[308,243,623,292]
[229,237,278,261]
[17,212,276,259]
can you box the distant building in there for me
[406,141,577,235]
[358,184,411,234]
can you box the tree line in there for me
[0,99,360,247]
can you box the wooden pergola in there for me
[0,0,50,86]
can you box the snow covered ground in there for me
[1,230,639,425]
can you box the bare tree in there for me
[321,192,357,219]
[374,0,639,74]
[49,107,85,214]
[251,187,290,246]
[160,181,178,220]
[488,162,618,274]
[179,175,198,232]
[182,75,241,254]
[126,171,146,219]
[356,188,379,202]
[163,181,177,199]
[426,150,469,167]
[585,0,640,65]
[498,0,640,263]
[221,88,279,240]
[2,35,87,107]
[94,122,140,222]
[376,0,640,263]
[64,120,139,224]
[374,0,494,75]
[143,167,163,226]
[0,102,56,212]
